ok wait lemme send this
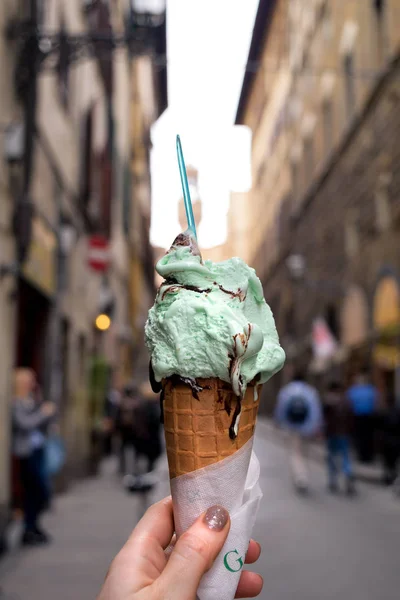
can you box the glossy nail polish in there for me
[204,505,229,531]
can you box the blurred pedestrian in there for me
[323,381,355,495]
[116,383,140,476]
[97,498,263,600]
[132,382,162,475]
[275,370,323,493]
[117,382,162,480]
[104,371,123,458]
[12,368,56,546]
[347,369,378,463]
[32,382,53,509]
[376,394,400,486]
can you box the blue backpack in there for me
[286,394,310,425]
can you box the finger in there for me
[245,540,261,564]
[113,497,174,591]
[235,570,264,599]
[157,505,230,599]
[125,496,174,552]
[164,534,176,558]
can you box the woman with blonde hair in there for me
[12,368,56,546]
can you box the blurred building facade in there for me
[0,0,167,545]
[235,0,400,406]
[128,8,167,376]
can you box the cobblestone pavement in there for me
[1,419,399,600]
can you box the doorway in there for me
[16,279,51,385]
[12,278,51,512]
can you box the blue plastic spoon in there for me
[176,135,197,239]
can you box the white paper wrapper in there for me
[170,437,262,600]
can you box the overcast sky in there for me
[150,0,258,249]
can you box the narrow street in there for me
[1,420,399,600]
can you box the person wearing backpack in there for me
[275,370,322,493]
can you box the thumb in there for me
[156,505,230,599]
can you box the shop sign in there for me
[373,344,400,369]
[22,215,56,297]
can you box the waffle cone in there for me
[163,377,262,479]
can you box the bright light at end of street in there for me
[95,314,111,331]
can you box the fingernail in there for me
[204,505,229,531]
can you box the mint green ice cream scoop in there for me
[145,233,285,398]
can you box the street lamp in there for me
[95,313,111,332]
[286,253,306,281]
[132,0,166,14]
[131,0,166,27]
[59,220,76,256]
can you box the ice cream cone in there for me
[163,378,262,479]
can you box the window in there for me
[37,0,48,26]
[123,163,132,236]
[374,0,385,16]
[345,209,359,258]
[326,304,339,339]
[80,109,93,213]
[57,26,70,109]
[343,54,356,121]
[373,0,387,62]
[320,1,333,41]
[291,162,300,210]
[303,136,314,183]
[60,318,70,413]
[375,173,391,232]
[285,304,296,338]
[78,334,86,384]
[322,99,333,155]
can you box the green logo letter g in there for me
[223,549,244,573]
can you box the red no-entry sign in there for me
[87,235,110,273]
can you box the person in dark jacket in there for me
[376,395,400,485]
[117,383,162,478]
[12,368,56,545]
[347,370,378,463]
[116,383,140,476]
[323,381,355,495]
[104,372,123,458]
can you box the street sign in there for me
[87,235,110,272]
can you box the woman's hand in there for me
[98,497,263,600]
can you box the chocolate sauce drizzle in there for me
[149,360,261,439]
[161,282,212,301]
[229,400,242,440]
[217,389,233,416]
[216,283,246,302]
[149,361,162,393]
[168,374,206,400]
[158,277,245,303]
[226,325,254,438]
[149,362,164,424]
